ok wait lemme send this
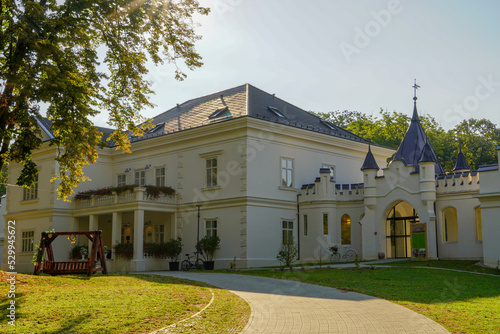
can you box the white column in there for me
[111,212,122,253]
[88,214,96,250]
[131,209,145,271]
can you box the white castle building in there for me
[2,84,500,272]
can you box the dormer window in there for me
[146,123,164,134]
[267,106,286,118]
[209,106,230,119]
[320,120,337,131]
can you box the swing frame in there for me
[33,230,108,276]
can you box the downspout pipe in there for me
[297,193,300,260]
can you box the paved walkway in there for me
[146,271,448,333]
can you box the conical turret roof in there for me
[452,146,470,171]
[392,98,444,174]
[361,143,380,171]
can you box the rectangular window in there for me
[282,220,294,243]
[323,213,329,235]
[155,167,165,187]
[135,170,146,186]
[281,158,294,188]
[154,225,165,243]
[206,220,218,238]
[303,215,308,236]
[443,208,458,242]
[22,230,35,252]
[475,207,482,241]
[206,158,218,187]
[117,174,126,187]
[23,175,39,200]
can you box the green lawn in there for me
[240,265,500,333]
[377,259,500,275]
[0,271,249,334]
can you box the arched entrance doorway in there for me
[386,201,419,258]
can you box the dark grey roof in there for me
[36,117,116,144]
[478,164,499,172]
[361,144,380,171]
[38,84,373,147]
[392,102,444,174]
[141,84,371,144]
[419,142,437,163]
[452,146,470,171]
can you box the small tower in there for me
[419,141,437,203]
[452,146,470,173]
[361,143,379,209]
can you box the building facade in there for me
[2,84,499,272]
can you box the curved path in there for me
[146,271,448,333]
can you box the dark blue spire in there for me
[361,143,380,171]
[452,146,470,171]
[392,82,444,174]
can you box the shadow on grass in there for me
[46,314,92,334]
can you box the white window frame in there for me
[23,174,39,201]
[323,213,329,235]
[475,206,482,242]
[206,158,218,188]
[155,167,166,187]
[22,230,35,253]
[154,225,165,243]
[282,220,294,243]
[134,170,146,186]
[280,157,294,188]
[206,219,218,238]
[117,174,126,187]
[341,214,352,245]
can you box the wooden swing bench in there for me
[34,231,108,277]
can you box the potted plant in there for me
[69,245,89,260]
[165,237,183,271]
[113,242,134,260]
[197,235,220,270]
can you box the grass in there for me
[376,259,500,275]
[239,265,500,333]
[0,271,249,334]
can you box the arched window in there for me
[443,207,458,242]
[341,214,351,245]
[475,207,482,241]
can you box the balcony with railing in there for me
[73,185,176,209]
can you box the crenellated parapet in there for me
[436,171,480,194]
[299,168,364,202]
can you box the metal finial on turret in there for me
[413,79,420,102]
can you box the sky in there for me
[94,0,500,130]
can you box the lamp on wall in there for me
[125,168,131,173]
[145,164,152,169]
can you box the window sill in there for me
[19,252,33,256]
[21,199,39,205]
[279,186,298,192]
[202,186,221,192]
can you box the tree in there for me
[452,119,500,170]
[313,110,499,171]
[276,237,298,271]
[1,0,209,200]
